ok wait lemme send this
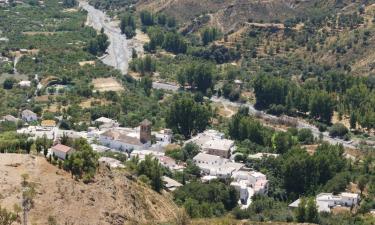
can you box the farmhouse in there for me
[289,192,360,212]
[21,110,38,122]
[51,144,72,160]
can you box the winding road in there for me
[80,1,131,74]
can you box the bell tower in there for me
[140,119,152,144]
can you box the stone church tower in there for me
[140,119,152,144]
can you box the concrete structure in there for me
[21,110,37,122]
[289,192,360,212]
[51,144,72,160]
[163,176,183,191]
[95,117,119,129]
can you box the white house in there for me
[153,129,173,143]
[248,153,279,160]
[187,129,235,158]
[95,117,119,129]
[18,80,31,88]
[230,171,269,208]
[51,144,72,160]
[21,109,38,122]
[289,192,360,212]
[157,155,185,171]
[202,138,234,158]
[193,153,244,178]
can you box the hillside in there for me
[0,154,179,225]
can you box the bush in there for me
[297,128,314,144]
[329,123,349,138]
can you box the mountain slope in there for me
[0,154,179,225]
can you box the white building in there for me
[51,144,72,160]
[95,117,119,129]
[289,192,360,212]
[157,155,185,171]
[187,129,234,158]
[153,129,173,144]
[18,80,31,88]
[230,171,269,209]
[248,153,279,160]
[130,149,164,160]
[21,109,38,122]
[99,128,150,152]
[98,120,152,152]
[202,138,234,158]
[193,153,244,178]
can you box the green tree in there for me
[309,91,335,124]
[166,95,211,138]
[305,198,319,223]
[295,198,306,223]
[120,13,136,39]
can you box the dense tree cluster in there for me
[63,138,99,182]
[201,27,219,46]
[120,13,136,39]
[174,180,239,218]
[86,29,109,56]
[191,45,241,64]
[166,94,211,138]
[177,62,214,93]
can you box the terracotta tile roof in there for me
[41,120,56,127]
[52,144,72,153]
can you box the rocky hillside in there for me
[0,154,179,225]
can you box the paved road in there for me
[211,96,358,149]
[80,1,131,74]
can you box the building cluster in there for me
[188,130,269,208]
[289,192,360,212]
[9,113,269,207]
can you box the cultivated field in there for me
[92,77,124,92]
